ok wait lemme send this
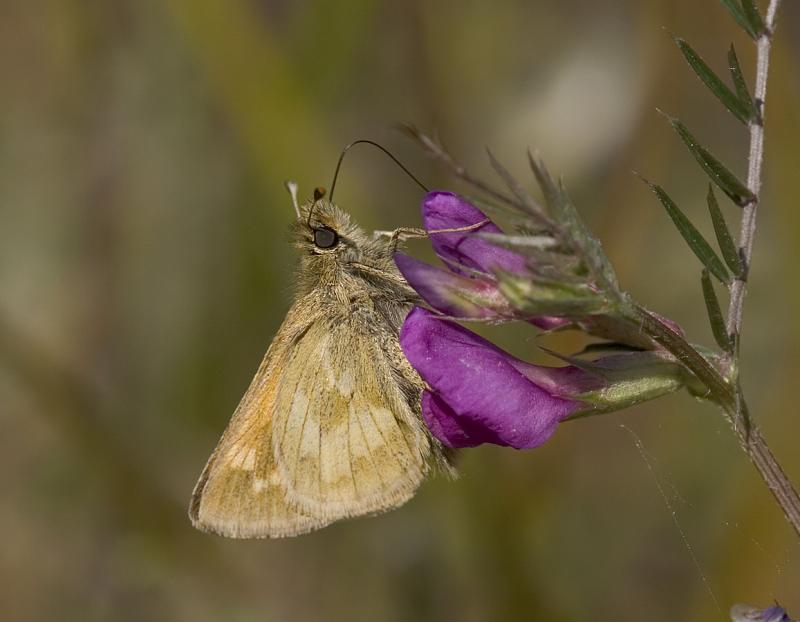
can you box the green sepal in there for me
[496,270,611,317]
[639,177,731,285]
[486,148,550,224]
[527,152,620,291]
[573,342,646,356]
[475,231,559,251]
[561,351,692,417]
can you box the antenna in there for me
[328,139,429,202]
[284,180,301,219]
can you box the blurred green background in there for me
[1,1,799,620]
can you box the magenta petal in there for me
[395,253,510,318]
[401,307,580,449]
[423,390,521,448]
[423,191,527,276]
[422,392,484,448]
[762,607,790,622]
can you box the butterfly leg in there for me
[373,227,429,253]
[375,219,492,253]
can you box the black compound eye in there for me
[313,227,339,249]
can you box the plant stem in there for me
[726,0,782,339]
[715,0,800,534]
[740,427,800,534]
[632,303,800,538]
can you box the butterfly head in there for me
[292,189,367,254]
[285,181,408,299]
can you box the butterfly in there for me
[189,182,454,538]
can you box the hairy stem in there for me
[632,301,800,538]
[726,0,782,339]
[718,0,800,535]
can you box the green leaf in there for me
[720,0,760,39]
[701,269,732,351]
[662,114,755,207]
[727,44,759,122]
[740,0,767,37]
[706,185,743,276]
[639,177,731,284]
[674,37,752,125]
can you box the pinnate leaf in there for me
[720,0,761,39]
[706,185,743,277]
[662,113,755,207]
[727,44,759,123]
[640,177,731,285]
[674,37,753,124]
[701,269,732,351]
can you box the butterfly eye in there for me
[313,227,339,249]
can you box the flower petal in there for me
[395,253,511,319]
[423,191,527,275]
[401,307,580,449]
[730,605,790,622]
[396,253,571,329]
[421,391,488,448]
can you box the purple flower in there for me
[731,604,791,622]
[394,253,517,320]
[401,307,687,450]
[395,191,566,329]
[401,307,594,449]
[761,607,791,622]
[421,191,528,275]
[396,193,689,451]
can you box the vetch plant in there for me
[395,0,800,554]
[731,603,792,622]
[401,306,691,449]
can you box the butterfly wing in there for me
[189,297,435,538]
[189,300,330,538]
[270,312,433,522]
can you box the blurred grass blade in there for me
[728,44,759,122]
[740,0,766,37]
[720,0,760,39]
[662,114,755,207]
[640,177,731,284]
[706,185,743,276]
[701,269,732,351]
[674,37,752,124]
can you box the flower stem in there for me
[725,0,782,341]
[631,302,800,538]
[716,0,800,535]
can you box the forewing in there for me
[271,315,432,521]
[189,300,329,538]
